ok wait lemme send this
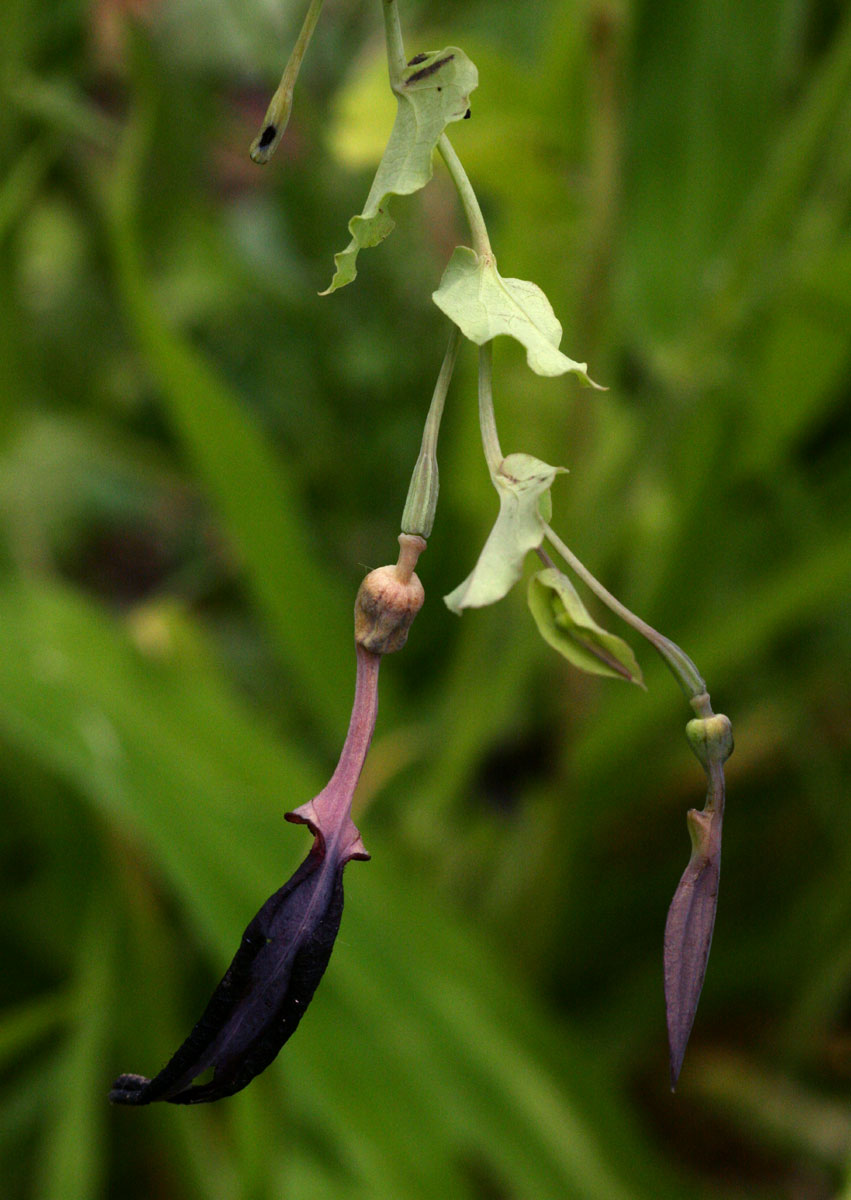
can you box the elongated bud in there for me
[355,534,425,655]
[249,0,325,165]
[401,448,438,538]
[400,326,459,537]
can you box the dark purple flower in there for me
[110,646,380,1105]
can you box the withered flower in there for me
[110,534,426,1106]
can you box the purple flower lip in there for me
[110,646,381,1106]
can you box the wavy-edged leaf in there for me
[445,454,564,613]
[322,48,478,293]
[433,246,601,383]
[528,568,644,685]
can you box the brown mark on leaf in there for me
[405,54,455,85]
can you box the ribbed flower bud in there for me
[401,447,438,538]
[354,534,426,655]
[685,714,734,770]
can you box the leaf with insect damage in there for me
[322,48,477,293]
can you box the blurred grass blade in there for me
[104,37,351,732]
[0,139,54,246]
[0,994,67,1074]
[34,897,116,1200]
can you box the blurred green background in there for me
[1,0,850,1196]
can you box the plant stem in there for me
[308,644,381,842]
[381,0,408,88]
[543,525,708,701]
[249,0,325,164]
[477,341,503,474]
[437,134,492,258]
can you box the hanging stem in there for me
[381,0,408,88]
[477,341,503,475]
[250,0,326,164]
[294,644,381,851]
[437,135,492,258]
[543,525,708,702]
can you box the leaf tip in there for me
[578,368,606,391]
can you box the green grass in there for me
[1,1,850,1196]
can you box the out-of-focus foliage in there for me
[1,0,850,1196]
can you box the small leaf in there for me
[445,454,564,614]
[433,247,602,384]
[322,49,478,293]
[527,568,644,685]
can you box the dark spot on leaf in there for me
[405,54,455,85]
[407,53,429,66]
[258,125,276,150]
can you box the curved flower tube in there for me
[110,647,380,1105]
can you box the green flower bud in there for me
[401,448,438,539]
[685,714,733,771]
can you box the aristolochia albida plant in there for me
[110,0,733,1105]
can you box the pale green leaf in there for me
[322,49,478,293]
[445,454,564,613]
[433,246,602,383]
[528,568,644,685]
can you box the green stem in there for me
[249,0,325,164]
[381,0,408,88]
[401,325,461,537]
[437,134,492,258]
[477,342,503,475]
[543,525,708,701]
